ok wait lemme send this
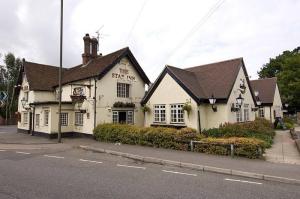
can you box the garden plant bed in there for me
[93,118,273,159]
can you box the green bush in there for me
[202,118,275,148]
[194,137,265,159]
[93,124,199,151]
[284,122,294,129]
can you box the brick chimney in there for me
[91,37,98,58]
[82,33,91,64]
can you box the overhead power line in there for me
[150,0,226,74]
[125,0,148,44]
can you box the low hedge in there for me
[202,118,275,148]
[193,137,265,159]
[93,123,200,151]
[94,123,266,159]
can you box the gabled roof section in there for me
[142,58,245,105]
[23,61,62,91]
[61,47,150,85]
[18,47,150,92]
[250,77,277,105]
[185,58,243,99]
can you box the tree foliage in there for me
[257,47,300,108]
[0,53,22,118]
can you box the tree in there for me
[257,47,300,109]
[0,53,22,119]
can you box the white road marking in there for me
[225,178,262,185]
[162,170,197,176]
[79,159,103,164]
[117,164,146,170]
[43,155,65,159]
[0,150,6,152]
[16,151,31,155]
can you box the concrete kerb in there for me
[78,145,300,185]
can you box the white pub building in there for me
[16,34,150,137]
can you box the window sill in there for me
[151,123,187,128]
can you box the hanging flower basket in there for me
[113,101,135,108]
[70,95,86,103]
[182,102,192,116]
[141,105,151,113]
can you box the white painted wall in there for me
[17,57,147,135]
[144,73,199,131]
[96,57,146,128]
[144,66,256,131]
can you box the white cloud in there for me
[0,0,299,81]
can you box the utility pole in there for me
[58,0,63,143]
[5,74,9,125]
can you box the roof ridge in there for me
[185,57,243,70]
[24,61,61,69]
[166,64,207,99]
[250,77,277,82]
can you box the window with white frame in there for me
[75,112,83,126]
[112,111,118,123]
[127,111,133,124]
[44,110,49,126]
[244,104,249,122]
[236,109,243,122]
[35,114,40,126]
[117,83,130,98]
[259,108,265,118]
[170,104,184,123]
[23,112,28,124]
[154,105,166,123]
[60,113,68,126]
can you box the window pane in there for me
[60,113,68,126]
[36,114,40,126]
[113,111,118,123]
[127,111,133,124]
[44,111,49,126]
[170,104,184,123]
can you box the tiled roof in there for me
[23,61,61,91]
[250,78,277,105]
[143,58,245,104]
[21,47,150,91]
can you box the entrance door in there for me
[112,111,134,124]
[118,111,127,124]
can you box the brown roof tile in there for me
[23,61,61,91]
[250,78,277,105]
[22,47,150,91]
[142,58,246,104]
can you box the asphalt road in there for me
[0,147,299,199]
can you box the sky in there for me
[0,0,299,81]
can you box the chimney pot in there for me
[82,33,91,64]
[91,37,98,58]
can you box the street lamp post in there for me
[58,0,63,143]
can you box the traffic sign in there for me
[0,100,5,108]
[0,91,7,101]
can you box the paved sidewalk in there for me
[265,130,300,165]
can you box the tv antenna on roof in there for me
[95,25,109,52]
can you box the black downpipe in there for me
[197,107,201,133]
[94,78,97,130]
[31,107,35,136]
